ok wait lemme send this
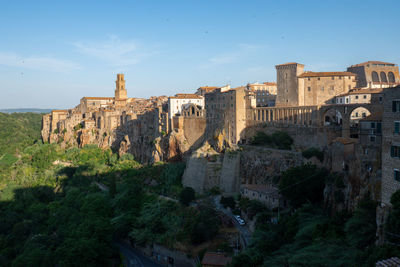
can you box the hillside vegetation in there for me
[0,112,43,169]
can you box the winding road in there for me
[214,196,252,248]
[115,241,162,267]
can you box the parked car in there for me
[234,215,246,225]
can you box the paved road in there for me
[214,196,252,248]
[115,241,162,267]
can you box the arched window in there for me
[388,72,396,83]
[371,71,380,82]
[380,72,388,82]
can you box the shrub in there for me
[302,147,324,162]
[220,196,236,209]
[250,131,293,150]
[179,187,195,206]
[73,123,83,131]
[279,164,327,208]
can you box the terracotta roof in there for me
[298,71,356,78]
[263,82,277,86]
[350,61,397,67]
[170,94,203,99]
[82,97,114,100]
[199,86,219,91]
[201,252,232,266]
[337,88,383,97]
[360,111,382,121]
[275,62,304,67]
[332,137,357,145]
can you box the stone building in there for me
[275,62,356,107]
[347,61,400,89]
[205,86,255,145]
[275,62,305,106]
[335,88,383,105]
[297,71,356,106]
[167,94,204,119]
[381,86,400,205]
[247,82,277,107]
[241,184,285,209]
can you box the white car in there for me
[234,215,246,225]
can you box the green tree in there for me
[179,187,195,206]
[279,164,326,208]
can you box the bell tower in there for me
[115,74,127,100]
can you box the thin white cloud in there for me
[0,52,80,73]
[73,35,147,67]
[203,43,269,68]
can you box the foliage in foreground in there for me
[0,143,205,266]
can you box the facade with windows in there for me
[167,94,204,119]
[359,112,382,145]
[335,88,383,105]
[381,86,400,205]
[240,184,286,209]
[247,82,277,107]
[275,62,357,107]
[205,87,256,145]
[347,61,400,89]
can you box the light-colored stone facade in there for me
[347,61,400,89]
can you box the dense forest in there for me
[0,113,399,266]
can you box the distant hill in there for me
[0,108,53,114]
[0,112,43,168]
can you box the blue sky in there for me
[0,0,399,109]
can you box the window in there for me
[308,78,310,81]
[332,77,334,80]
[362,113,366,118]
[370,136,376,142]
[355,95,359,99]
[355,112,359,117]
[379,96,383,102]
[308,87,311,92]
[392,100,400,112]
[346,98,349,103]
[339,76,342,79]
[363,95,367,99]
[372,71,380,82]
[395,169,400,182]
[388,72,396,83]
[318,77,320,80]
[371,122,375,128]
[391,146,400,158]
[395,121,400,134]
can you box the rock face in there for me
[240,146,303,185]
[183,144,302,195]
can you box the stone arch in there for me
[323,108,343,126]
[380,72,388,82]
[388,71,396,83]
[349,106,371,124]
[371,71,380,82]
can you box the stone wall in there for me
[243,124,341,150]
[239,146,303,185]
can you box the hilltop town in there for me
[42,61,400,234]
